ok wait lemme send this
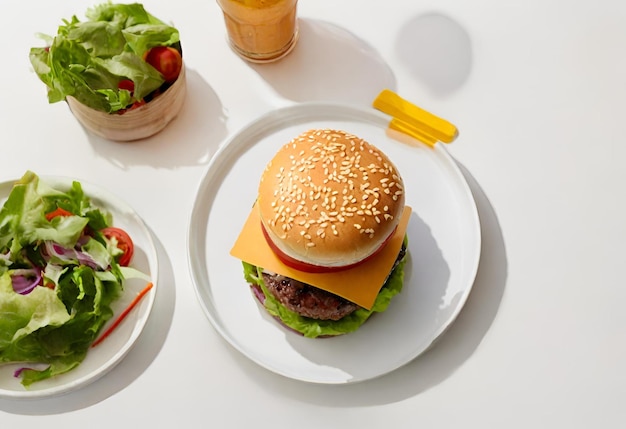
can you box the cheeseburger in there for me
[230,128,411,338]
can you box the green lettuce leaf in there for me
[243,238,408,338]
[0,172,88,255]
[0,272,70,349]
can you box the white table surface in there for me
[1,0,625,427]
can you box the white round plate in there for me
[187,103,481,384]
[0,176,158,399]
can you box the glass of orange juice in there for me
[216,0,298,63]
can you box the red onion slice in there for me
[44,241,102,270]
[11,267,42,295]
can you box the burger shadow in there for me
[0,231,176,414]
[80,67,227,169]
[246,17,397,105]
[231,162,507,405]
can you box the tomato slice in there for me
[144,46,182,83]
[101,227,134,267]
[118,79,135,93]
[45,207,73,221]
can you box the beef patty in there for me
[258,243,407,321]
[261,273,359,320]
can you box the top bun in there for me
[257,128,405,268]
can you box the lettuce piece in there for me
[28,2,180,113]
[242,239,408,338]
[0,272,70,348]
[0,172,88,254]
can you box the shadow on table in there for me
[80,68,228,169]
[248,17,397,106]
[395,11,473,97]
[0,231,176,415]
[230,160,507,405]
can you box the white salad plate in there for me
[0,176,158,399]
[187,103,481,384]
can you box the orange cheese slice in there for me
[230,205,412,310]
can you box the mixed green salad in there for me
[29,2,182,114]
[0,171,149,387]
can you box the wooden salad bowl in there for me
[67,63,187,142]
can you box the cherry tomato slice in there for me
[118,79,135,93]
[101,227,134,267]
[45,207,73,221]
[144,46,182,83]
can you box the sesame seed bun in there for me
[257,128,405,268]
